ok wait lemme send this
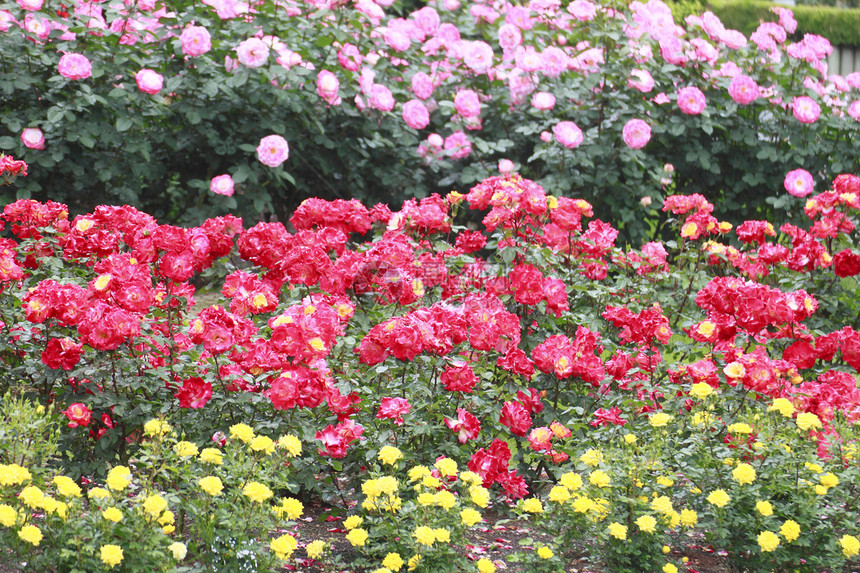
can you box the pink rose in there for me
[210,174,234,196]
[497,23,522,52]
[17,0,43,11]
[236,37,269,68]
[628,69,654,93]
[180,25,211,57]
[21,127,45,150]
[792,96,820,123]
[134,69,163,95]
[728,74,758,105]
[369,83,395,112]
[411,71,434,99]
[553,121,583,148]
[256,135,289,168]
[498,159,515,174]
[58,53,92,80]
[337,43,361,71]
[531,92,555,111]
[677,86,706,115]
[316,70,340,105]
[463,40,494,73]
[402,99,430,130]
[444,131,472,159]
[848,101,860,122]
[622,119,651,149]
[454,89,481,118]
[784,168,814,198]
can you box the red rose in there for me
[63,403,91,428]
[174,377,213,409]
[833,249,860,278]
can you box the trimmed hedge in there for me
[707,0,860,46]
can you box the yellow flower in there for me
[159,511,175,526]
[242,481,273,503]
[435,490,457,510]
[839,534,860,558]
[804,461,823,473]
[89,487,111,500]
[476,558,497,573]
[656,476,675,487]
[548,485,571,503]
[53,476,82,498]
[169,541,187,560]
[689,382,714,400]
[250,436,275,455]
[433,528,451,543]
[572,496,595,513]
[755,501,773,516]
[624,433,637,444]
[408,465,431,482]
[378,446,403,465]
[815,485,828,496]
[18,525,42,546]
[421,475,441,489]
[271,533,298,559]
[780,520,800,543]
[459,471,483,486]
[277,435,302,457]
[723,361,745,379]
[521,498,543,513]
[19,485,44,509]
[229,423,255,443]
[417,492,435,507]
[0,504,19,527]
[199,448,223,465]
[100,544,124,568]
[732,463,756,485]
[796,413,822,431]
[727,423,752,434]
[663,545,671,554]
[383,552,404,571]
[347,528,369,547]
[559,472,583,491]
[663,564,678,573]
[461,508,482,527]
[608,522,628,540]
[142,494,168,518]
[650,496,674,515]
[274,497,303,520]
[707,489,730,508]
[636,514,657,534]
[434,457,458,477]
[0,464,31,487]
[162,524,175,535]
[768,398,795,418]
[414,526,436,546]
[470,485,490,508]
[579,449,604,467]
[589,470,611,488]
[106,466,132,491]
[198,476,223,496]
[101,507,122,523]
[377,476,398,495]
[757,531,780,552]
[819,473,839,489]
[174,441,199,458]
[362,479,382,499]
[649,413,672,428]
[344,516,363,530]
[305,540,326,559]
[537,546,553,559]
[681,508,698,527]
[144,419,171,438]
[407,554,422,571]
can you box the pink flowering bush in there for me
[1,0,859,243]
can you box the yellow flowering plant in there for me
[340,457,494,573]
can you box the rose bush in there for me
[0,0,858,242]
[1,152,860,569]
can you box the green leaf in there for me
[116,118,133,132]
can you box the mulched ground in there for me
[284,501,733,573]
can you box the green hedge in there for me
[707,0,860,46]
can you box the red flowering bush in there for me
[2,166,860,571]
